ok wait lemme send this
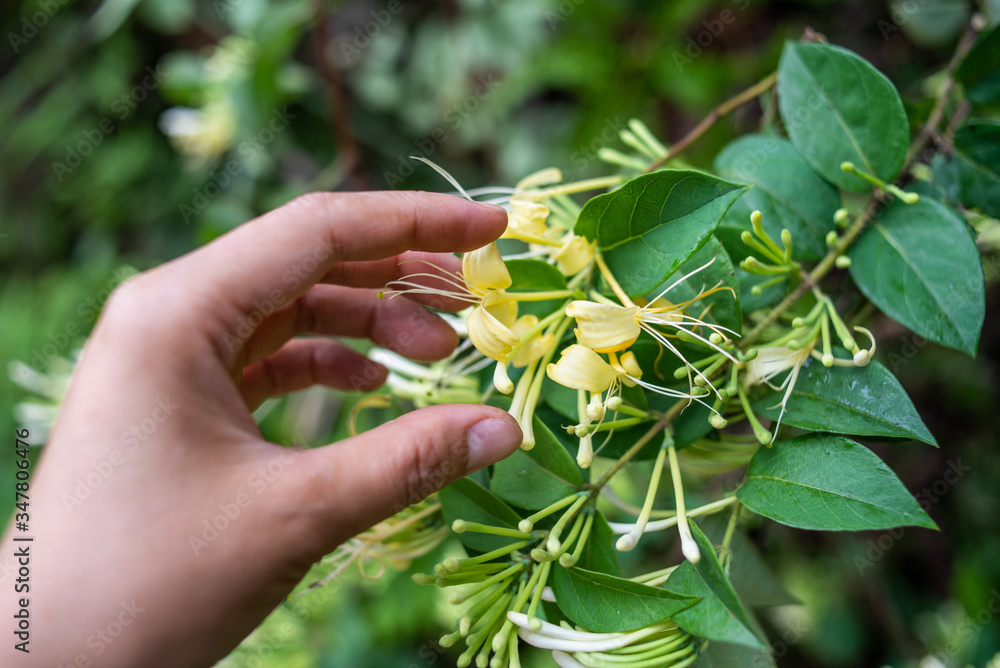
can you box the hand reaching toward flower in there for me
[0,192,523,668]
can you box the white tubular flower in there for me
[510,612,697,667]
[852,326,876,366]
[743,344,813,437]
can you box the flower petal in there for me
[467,301,519,361]
[546,344,619,393]
[566,301,641,353]
[462,242,512,291]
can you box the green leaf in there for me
[490,416,583,510]
[777,42,909,191]
[700,514,797,608]
[574,510,621,576]
[666,522,765,649]
[439,478,524,552]
[716,135,840,261]
[550,566,700,632]
[506,258,568,317]
[575,170,749,297]
[751,356,937,445]
[956,22,1000,104]
[692,641,776,668]
[737,434,938,531]
[951,119,1000,218]
[848,197,985,356]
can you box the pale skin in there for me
[1,192,523,667]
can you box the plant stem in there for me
[644,72,777,173]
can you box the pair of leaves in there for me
[575,170,749,297]
[849,197,985,357]
[750,356,937,445]
[737,434,938,531]
[778,42,909,192]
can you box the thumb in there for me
[291,404,522,545]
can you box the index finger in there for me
[175,190,507,337]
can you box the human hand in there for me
[2,192,522,667]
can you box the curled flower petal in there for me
[553,236,595,276]
[504,201,551,240]
[566,301,641,353]
[467,295,520,362]
[462,242,512,291]
[546,344,620,393]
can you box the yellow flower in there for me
[565,301,641,353]
[552,235,596,276]
[510,315,556,368]
[546,344,623,393]
[568,257,740,397]
[462,242,512,291]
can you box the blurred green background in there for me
[2,0,999,666]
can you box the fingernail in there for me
[475,200,507,214]
[467,418,522,471]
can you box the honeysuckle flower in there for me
[568,257,739,398]
[552,235,596,276]
[743,344,813,437]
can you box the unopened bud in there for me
[781,229,792,247]
[616,533,638,551]
[709,332,724,345]
[826,231,839,247]
[559,554,576,567]
[412,573,436,585]
[751,285,762,296]
[835,255,852,269]
[709,413,728,430]
[822,353,834,367]
[606,396,623,411]
[792,317,806,328]
[834,208,850,226]
[750,210,763,226]
[452,519,468,533]
[840,161,856,173]
[518,519,534,533]
[853,349,871,366]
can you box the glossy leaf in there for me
[491,416,583,510]
[700,514,796,608]
[716,134,840,261]
[550,566,700,633]
[778,42,908,191]
[439,477,524,552]
[506,258,569,317]
[751,356,937,445]
[848,197,985,356]
[575,170,748,297]
[956,22,1000,104]
[737,434,938,531]
[692,640,776,668]
[667,522,765,648]
[951,120,1000,218]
